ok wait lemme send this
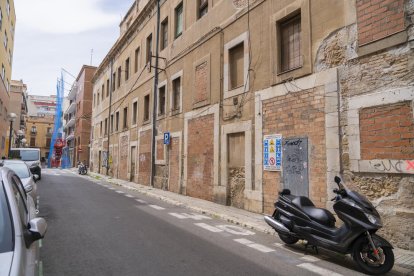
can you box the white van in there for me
[9,148,42,179]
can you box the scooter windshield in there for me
[345,189,376,210]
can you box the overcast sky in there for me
[12,0,133,96]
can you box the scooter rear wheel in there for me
[278,233,299,245]
[352,236,394,275]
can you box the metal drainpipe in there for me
[150,0,161,188]
[106,59,114,175]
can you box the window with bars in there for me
[279,14,302,72]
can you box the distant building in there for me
[9,80,28,146]
[25,95,56,160]
[0,0,16,157]
[63,65,96,167]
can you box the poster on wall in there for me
[263,134,282,171]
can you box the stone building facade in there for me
[90,0,414,250]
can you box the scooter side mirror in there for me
[334,176,341,185]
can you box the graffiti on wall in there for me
[368,159,414,173]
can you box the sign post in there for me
[263,134,282,171]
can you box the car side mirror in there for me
[25,218,47,247]
[33,174,40,182]
[24,184,33,194]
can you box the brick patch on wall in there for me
[169,137,180,193]
[138,130,151,186]
[187,114,214,201]
[119,135,129,180]
[357,0,405,45]
[262,87,327,213]
[194,61,208,104]
[360,101,414,160]
[156,139,164,162]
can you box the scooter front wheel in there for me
[352,236,394,275]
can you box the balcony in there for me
[64,102,76,116]
[64,117,75,129]
[66,132,75,141]
[67,85,78,101]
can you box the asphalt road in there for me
[38,169,369,276]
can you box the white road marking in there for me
[297,263,343,276]
[300,255,321,262]
[149,205,165,210]
[116,191,124,194]
[195,223,223,233]
[216,225,255,236]
[125,194,134,198]
[234,238,275,253]
[169,212,211,220]
[135,199,147,204]
[273,243,303,256]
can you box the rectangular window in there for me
[144,94,150,121]
[112,72,116,91]
[161,18,168,50]
[117,67,121,88]
[175,3,183,38]
[280,14,302,72]
[1,64,4,80]
[158,86,166,116]
[30,137,35,147]
[46,138,51,148]
[110,114,114,133]
[97,93,100,105]
[101,84,105,100]
[125,58,130,81]
[100,121,103,136]
[104,118,108,135]
[198,0,208,19]
[229,43,244,90]
[132,101,138,125]
[134,47,140,73]
[115,111,119,131]
[6,0,10,16]
[146,34,152,64]
[93,94,95,107]
[0,9,2,30]
[123,107,128,129]
[172,77,181,112]
[106,79,110,96]
[4,31,7,49]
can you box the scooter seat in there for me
[292,196,335,227]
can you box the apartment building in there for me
[26,95,56,159]
[90,0,414,250]
[0,0,16,157]
[9,79,28,144]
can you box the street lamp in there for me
[21,138,27,148]
[16,130,25,147]
[7,113,17,158]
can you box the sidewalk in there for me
[77,169,414,275]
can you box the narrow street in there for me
[37,169,376,276]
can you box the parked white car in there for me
[0,167,47,276]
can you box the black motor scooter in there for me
[264,176,394,275]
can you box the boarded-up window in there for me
[229,43,244,90]
[280,14,302,72]
[227,132,245,168]
[172,77,181,112]
[194,61,208,103]
[30,137,35,147]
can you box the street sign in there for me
[263,134,282,171]
[164,132,170,145]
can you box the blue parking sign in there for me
[164,132,170,145]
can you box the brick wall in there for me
[194,61,208,105]
[262,87,327,213]
[156,139,164,161]
[169,137,181,194]
[138,130,151,185]
[187,114,214,201]
[357,0,405,45]
[119,135,129,180]
[360,101,414,160]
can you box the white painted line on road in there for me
[135,199,147,204]
[169,212,211,220]
[108,187,115,190]
[39,239,42,248]
[116,191,124,194]
[39,261,43,276]
[234,238,275,253]
[300,255,321,262]
[297,263,343,276]
[125,194,134,198]
[216,225,255,236]
[273,243,303,256]
[149,205,165,210]
[195,223,223,233]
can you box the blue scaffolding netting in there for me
[47,73,65,168]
